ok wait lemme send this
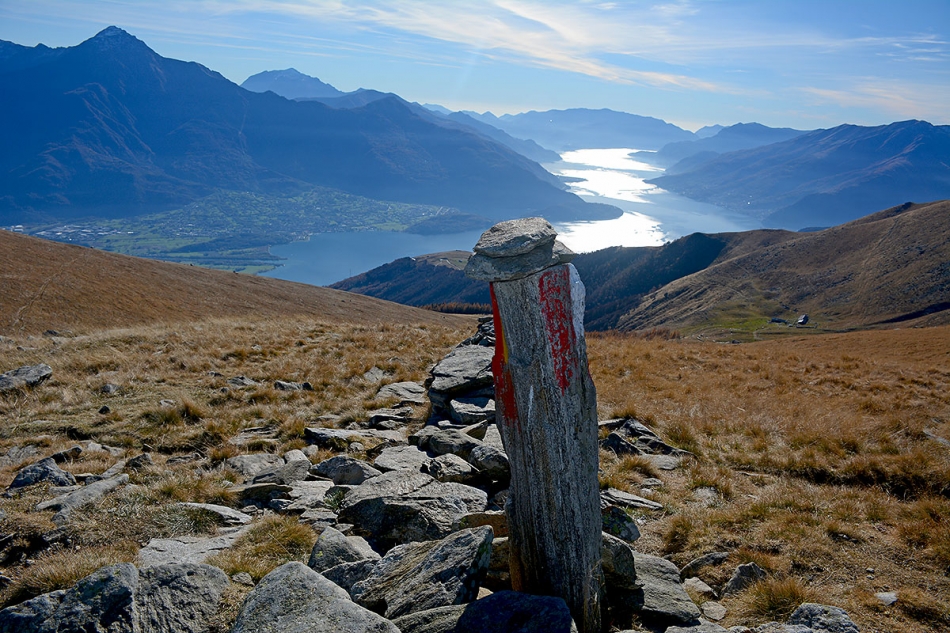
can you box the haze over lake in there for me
[262,149,761,286]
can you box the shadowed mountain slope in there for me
[0,231,470,336]
[241,68,344,99]
[0,28,599,224]
[649,120,950,229]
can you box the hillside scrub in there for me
[0,318,948,630]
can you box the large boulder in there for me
[602,532,637,590]
[313,456,382,485]
[308,526,380,573]
[351,526,493,619]
[377,382,427,405]
[226,454,284,480]
[0,364,52,392]
[619,553,701,626]
[455,590,577,633]
[373,445,432,473]
[230,562,399,633]
[0,562,228,633]
[427,346,494,414]
[139,527,250,567]
[787,603,860,633]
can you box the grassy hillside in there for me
[0,230,471,336]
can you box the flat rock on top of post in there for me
[465,239,574,282]
[472,218,557,258]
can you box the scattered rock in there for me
[226,453,284,480]
[274,380,313,391]
[139,527,251,567]
[680,552,730,580]
[875,591,898,606]
[787,603,860,633]
[252,457,311,485]
[126,453,153,470]
[9,458,76,490]
[230,562,399,633]
[373,445,433,473]
[98,405,111,415]
[314,455,382,485]
[427,429,483,460]
[601,505,641,542]
[228,482,293,504]
[626,552,702,625]
[601,487,663,511]
[176,502,252,526]
[390,604,466,633]
[308,526,380,573]
[0,364,52,392]
[428,453,480,483]
[449,398,496,425]
[321,559,380,596]
[702,601,728,621]
[351,526,493,619]
[601,432,643,456]
[721,562,767,596]
[666,622,729,633]
[377,382,427,405]
[427,345,494,414]
[231,572,254,587]
[684,577,718,600]
[305,427,405,449]
[602,532,638,590]
[136,563,230,633]
[227,376,258,388]
[363,367,389,383]
[35,474,129,525]
[466,444,509,481]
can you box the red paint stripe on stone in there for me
[490,283,519,430]
[539,267,575,393]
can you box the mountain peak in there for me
[82,26,150,53]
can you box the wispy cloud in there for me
[801,80,950,123]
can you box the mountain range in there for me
[650,120,950,230]
[0,28,604,225]
[332,199,950,333]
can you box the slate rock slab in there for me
[35,474,129,525]
[308,526,380,573]
[230,562,399,633]
[351,526,493,619]
[602,505,641,542]
[787,603,860,633]
[226,454,284,480]
[373,445,432,473]
[666,622,730,633]
[391,604,466,633]
[626,553,701,625]
[377,382,427,405]
[427,346,494,407]
[601,488,663,511]
[722,562,767,596]
[602,532,638,590]
[9,457,76,490]
[138,527,250,567]
[176,502,252,526]
[321,560,380,596]
[135,563,230,633]
[0,364,52,392]
[314,455,382,485]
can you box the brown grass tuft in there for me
[206,515,316,581]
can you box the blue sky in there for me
[1,0,948,130]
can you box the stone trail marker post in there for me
[465,218,603,633]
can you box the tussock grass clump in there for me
[207,515,316,581]
[740,576,818,622]
[0,544,137,608]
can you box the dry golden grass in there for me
[206,515,317,581]
[1,309,948,631]
[589,326,950,632]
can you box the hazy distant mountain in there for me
[0,27,608,224]
[694,124,724,139]
[422,103,452,115]
[333,199,950,331]
[465,108,695,151]
[241,68,344,99]
[649,120,950,229]
[641,122,808,170]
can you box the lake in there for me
[262,148,761,287]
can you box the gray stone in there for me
[230,562,399,633]
[454,590,577,633]
[9,458,76,490]
[305,427,405,449]
[314,455,382,485]
[274,380,312,391]
[721,562,767,596]
[35,474,129,525]
[176,502,252,526]
[601,432,643,456]
[601,487,663,511]
[391,604,466,633]
[465,238,574,282]
[351,526,493,619]
[412,482,487,513]
[229,482,293,504]
[138,527,250,567]
[0,364,52,392]
[226,453,284,479]
[875,591,898,606]
[0,590,66,633]
[602,505,641,542]
[481,424,505,451]
[680,552,730,580]
[466,444,509,481]
[281,480,336,513]
[253,458,311,485]
[628,552,702,624]
[227,375,258,387]
[377,381,427,405]
[684,577,718,600]
[702,602,728,621]
[449,398,495,425]
[86,459,126,483]
[126,453,153,470]
[308,526,380,572]
[427,345,494,407]
[101,383,120,394]
[135,563,229,633]
[644,454,682,470]
[231,572,254,587]
[751,625,812,633]
[459,510,507,537]
[427,453,480,483]
[667,622,730,633]
[428,429,482,460]
[342,470,436,508]
[787,603,860,633]
[283,449,310,463]
[322,559,380,596]
[602,532,638,590]
[472,217,557,258]
[485,536,511,591]
[49,446,82,463]
[409,426,442,450]
[373,445,432,472]
[0,445,39,469]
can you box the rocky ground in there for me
[0,318,877,633]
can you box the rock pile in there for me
[0,331,863,633]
